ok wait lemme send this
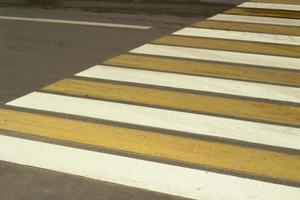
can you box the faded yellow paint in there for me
[43,79,300,126]
[105,54,300,87]
[0,108,299,183]
[153,35,300,57]
[193,20,300,36]
[225,8,300,19]
[251,0,300,5]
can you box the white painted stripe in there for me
[7,92,300,150]
[174,27,300,46]
[1,135,299,200]
[239,2,300,12]
[130,44,300,71]
[210,14,300,27]
[0,16,151,30]
[76,65,300,103]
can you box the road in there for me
[0,6,204,104]
[0,0,300,200]
[0,3,224,200]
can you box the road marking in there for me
[251,0,300,5]
[6,92,300,150]
[1,108,299,184]
[131,44,300,71]
[210,14,300,27]
[1,110,300,183]
[193,20,300,36]
[0,16,151,30]
[105,54,300,87]
[1,134,299,200]
[78,65,300,103]
[77,65,300,103]
[2,0,300,196]
[153,35,300,57]
[174,27,300,46]
[44,79,300,126]
[240,2,300,11]
[225,8,300,19]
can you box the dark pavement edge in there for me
[0,1,245,17]
[0,0,245,6]
[0,160,189,200]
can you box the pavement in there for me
[0,0,241,17]
[0,5,205,105]
[0,2,222,200]
[0,0,300,199]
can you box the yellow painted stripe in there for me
[225,8,300,19]
[43,79,300,126]
[193,20,300,36]
[104,54,300,87]
[153,35,300,58]
[251,0,300,5]
[0,108,300,184]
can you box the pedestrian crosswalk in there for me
[153,35,300,57]
[193,19,300,35]
[174,27,300,45]
[1,0,300,199]
[209,14,300,26]
[105,54,300,86]
[239,2,300,11]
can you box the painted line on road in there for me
[1,108,300,185]
[153,35,300,57]
[76,65,300,104]
[193,20,300,36]
[6,92,300,150]
[239,2,300,11]
[105,54,300,87]
[0,16,151,30]
[131,44,300,72]
[0,134,299,200]
[174,27,300,46]
[210,14,300,27]
[225,8,300,19]
[43,78,300,126]
[251,0,300,5]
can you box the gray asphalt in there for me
[0,3,234,199]
[0,6,199,105]
[0,160,188,200]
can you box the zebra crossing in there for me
[1,0,300,199]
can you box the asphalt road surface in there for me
[1,1,300,200]
[0,6,201,104]
[0,3,230,200]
